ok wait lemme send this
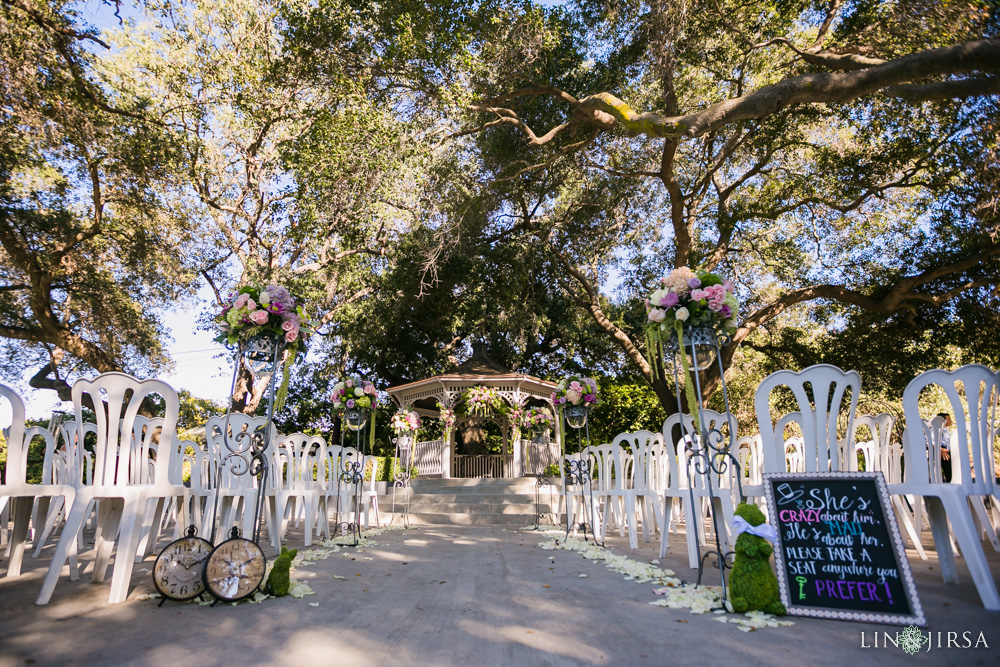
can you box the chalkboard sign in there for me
[763,471,925,626]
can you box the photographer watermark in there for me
[861,625,989,655]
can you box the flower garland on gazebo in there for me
[460,386,508,417]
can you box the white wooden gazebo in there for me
[387,345,559,478]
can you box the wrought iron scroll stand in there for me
[386,432,413,528]
[530,432,555,530]
[667,327,743,605]
[209,335,286,551]
[559,407,603,546]
[332,408,369,547]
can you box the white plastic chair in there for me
[37,373,187,604]
[590,443,622,538]
[360,456,380,528]
[889,366,1000,610]
[657,411,739,567]
[0,385,77,579]
[614,431,663,549]
[755,364,861,476]
[270,433,327,546]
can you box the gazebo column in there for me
[442,430,452,479]
[512,428,522,478]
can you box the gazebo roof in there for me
[386,344,556,414]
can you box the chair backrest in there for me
[277,433,327,490]
[205,413,272,489]
[902,365,1000,494]
[589,443,617,492]
[736,435,763,486]
[324,443,344,485]
[126,416,164,484]
[662,412,696,491]
[612,430,661,491]
[57,420,98,486]
[0,384,27,486]
[852,413,895,473]
[755,364,861,474]
[71,373,179,489]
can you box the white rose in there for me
[354,387,365,397]
[259,291,271,306]
[649,289,668,304]
[676,307,690,321]
[648,308,667,322]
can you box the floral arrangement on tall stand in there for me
[552,374,602,546]
[520,407,555,441]
[207,282,312,548]
[644,266,745,607]
[215,284,311,412]
[331,374,378,545]
[390,406,422,435]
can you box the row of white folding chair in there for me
[200,415,379,549]
[37,372,189,605]
[0,385,78,580]
[753,363,1000,610]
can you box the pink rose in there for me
[246,298,257,311]
[346,379,354,388]
[249,309,269,325]
[648,308,667,322]
[233,293,249,308]
[570,381,581,391]
[285,330,298,343]
[282,319,296,331]
[723,279,734,293]
[690,289,706,301]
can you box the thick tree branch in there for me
[888,76,1000,102]
[576,39,1000,139]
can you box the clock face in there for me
[204,538,267,602]
[152,536,214,601]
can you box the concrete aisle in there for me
[0,522,998,666]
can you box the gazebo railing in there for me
[411,439,444,476]
[519,439,560,476]
[452,454,513,478]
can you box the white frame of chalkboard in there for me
[763,471,926,626]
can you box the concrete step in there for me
[403,502,559,514]
[404,512,559,526]
[371,477,566,526]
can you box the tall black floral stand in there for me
[666,326,743,600]
[559,405,602,546]
[210,334,286,547]
[333,407,370,546]
[389,432,414,527]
